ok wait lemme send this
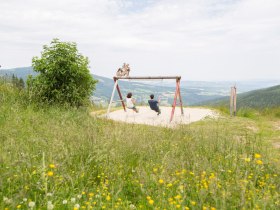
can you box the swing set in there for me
[107,76,184,122]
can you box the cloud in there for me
[0,0,280,80]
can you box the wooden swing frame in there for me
[107,76,184,122]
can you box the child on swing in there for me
[148,94,161,115]
[126,92,139,113]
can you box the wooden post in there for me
[177,78,184,115]
[107,80,118,117]
[170,81,179,122]
[115,78,126,112]
[230,86,237,116]
[233,86,237,116]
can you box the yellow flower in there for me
[146,196,151,200]
[88,192,94,197]
[49,164,56,168]
[106,195,111,201]
[245,158,251,162]
[256,160,263,165]
[176,205,181,208]
[153,168,158,173]
[185,207,190,210]
[254,153,261,158]
[175,195,182,200]
[159,179,164,184]
[211,207,216,210]
[191,201,196,206]
[47,171,54,177]
[16,205,21,209]
[148,200,154,205]
[167,183,173,187]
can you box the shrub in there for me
[27,38,97,106]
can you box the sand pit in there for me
[106,106,217,127]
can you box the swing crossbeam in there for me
[107,76,184,122]
[114,76,181,80]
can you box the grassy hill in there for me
[1,78,280,209]
[200,85,280,109]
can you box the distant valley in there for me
[1,66,279,107]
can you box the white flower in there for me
[74,204,80,209]
[28,201,35,208]
[23,198,28,202]
[47,201,54,210]
[47,193,53,197]
[71,197,76,203]
[129,204,136,209]
[77,194,82,199]
[3,197,12,204]
[62,200,68,204]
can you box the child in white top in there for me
[126,92,139,113]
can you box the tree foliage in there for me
[28,39,97,106]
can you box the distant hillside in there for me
[1,66,279,107]
[0,67,224,106]
[201,85,280,109]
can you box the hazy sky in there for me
[0,0,280,80]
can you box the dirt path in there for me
[105,106,217,127]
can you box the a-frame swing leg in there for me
[107,80,118,117]
[177,79,184,115]
[115,79,126,112]
[170,80,179,122]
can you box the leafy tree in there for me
[28,39,97,106]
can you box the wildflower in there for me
[245,158,251,162]
[82,191,86,195]
[47,201,54,210]
[23,198,27,202]
[77,194,82,199]
[47,193,53,197]
[146,196,151,200]
[176,205,181,208]
[149,199,154,205]
[185,207,190,210]
[175,195,182,200]
[74,204,80,209]
[49,164,56,168]
[254,154,261,159]
[47,171,54,177]
[62,200,67,204]
[3,197,11,204]
[178,185,184,190]
[256,160,263,165]
[211,207,216,210]
[28,201,35,208]
[130,204,136,209]
[71,198,76,203]
[191,201,196,206]
[159,179,164,184]
[106,195,111,201]
[88,192,94,197]
[16,205,21,209]
[167,183,173,187]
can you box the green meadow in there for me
[1,82,280,210]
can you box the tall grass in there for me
[0,83,280,209]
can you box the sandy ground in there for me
[105,106,217,127]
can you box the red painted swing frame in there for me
[107,76,184,122]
